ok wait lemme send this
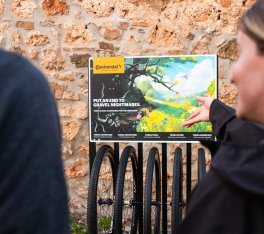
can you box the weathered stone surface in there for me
[9,46,27,57]
[28,49,37,59]
[26,31,49,46]
[101,21,114,28]
[0,0,5,15]
[16,21,34,30]
[69,199,83,209]
[219,81,238,105]
[76,0,115,18]
[148,23,185,48]
[76,187,88,199]
[99,41,114,51]
[62,121,80,140]
[54,72,75,81]
[217,39,238,61]
[60,102,88,119]
[104,28,120,41]
[49,82,65,99]
[122,43,142,55]
[11,0,36,18]
[0,22,9,33]
[70,53,90,68]
[131,21,148,27]
[127,34,140,43]
[191,34,212,54]
[64,23,89,44]
[40,47,65,70]
[65,158,88,179]
[42,0,69,16]
[220,0,231,8]
[184,1,218,23]
[11,31,20,43]
[78,145,89,155]
[118,21,129,29]
[0,36,5,44]
[63,91,80,101]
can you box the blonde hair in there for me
[240,2,264,53]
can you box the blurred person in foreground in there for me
[177,2,264,233]
[0,49,70,233]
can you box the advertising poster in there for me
[89,55,217,142]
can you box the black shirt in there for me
[0,50,69,233]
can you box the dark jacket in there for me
[0,50,70,233]
[177,99,264,234]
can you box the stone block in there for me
[26,31,49,46]
[42,0,69,16]
[49,82,65,99]
[99,41,114,51]
[11,0,36,18]
[61,121,80,141]
[16,21,34,30]
[104,28,120,41]
[70,53,90,68]
[64,23,89,44]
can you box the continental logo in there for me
[93,57,124,74]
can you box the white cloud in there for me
[173,59,215,96]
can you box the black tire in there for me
[198,148,206,182]
[87,145,115,234]
[113,146,139,233]
[171,147,183,233]
[144,147,161,234]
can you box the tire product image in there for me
[87,145,116,234]
[113,146,139,233]
[144,147,161,234]
[171,147,184,233]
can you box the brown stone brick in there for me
[70,53,90,68]
[16,21,34,30]
[26,32,49,46]
[42,0,69,16]
[11,0,36,18]
[99,41,114,51]
[131,21,148,27]
[118,22,129,30]
[61,121,80,141]
[49,82,65,99]
[104,28,120,40]
[64,23,89,44]
[217,39,238,61]
[220,0,231,8]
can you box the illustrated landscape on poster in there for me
[89,55,217,142]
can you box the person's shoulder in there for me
[0,49,50,93]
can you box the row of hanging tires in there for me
[87,145,206,234]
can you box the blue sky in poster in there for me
[153,55,217,96]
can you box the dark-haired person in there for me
[178,2,264,233]
[0,49,70,233]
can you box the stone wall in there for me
[0,0,254,222]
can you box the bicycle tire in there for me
[144,147,161,234]
[87,145,115,234]
[113,146,138,233]
[198,148,206,182]
[171,147,183,233]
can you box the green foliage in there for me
[98,216,112,231]
[207,79,216,97]
[70,218,87,234]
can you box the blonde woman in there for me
[178,2,264,233]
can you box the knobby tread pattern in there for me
[113,146,138,233]
[87,145,115,234]
[198,148,206,182]
[171,147,183,233]
[144,147,161,234]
